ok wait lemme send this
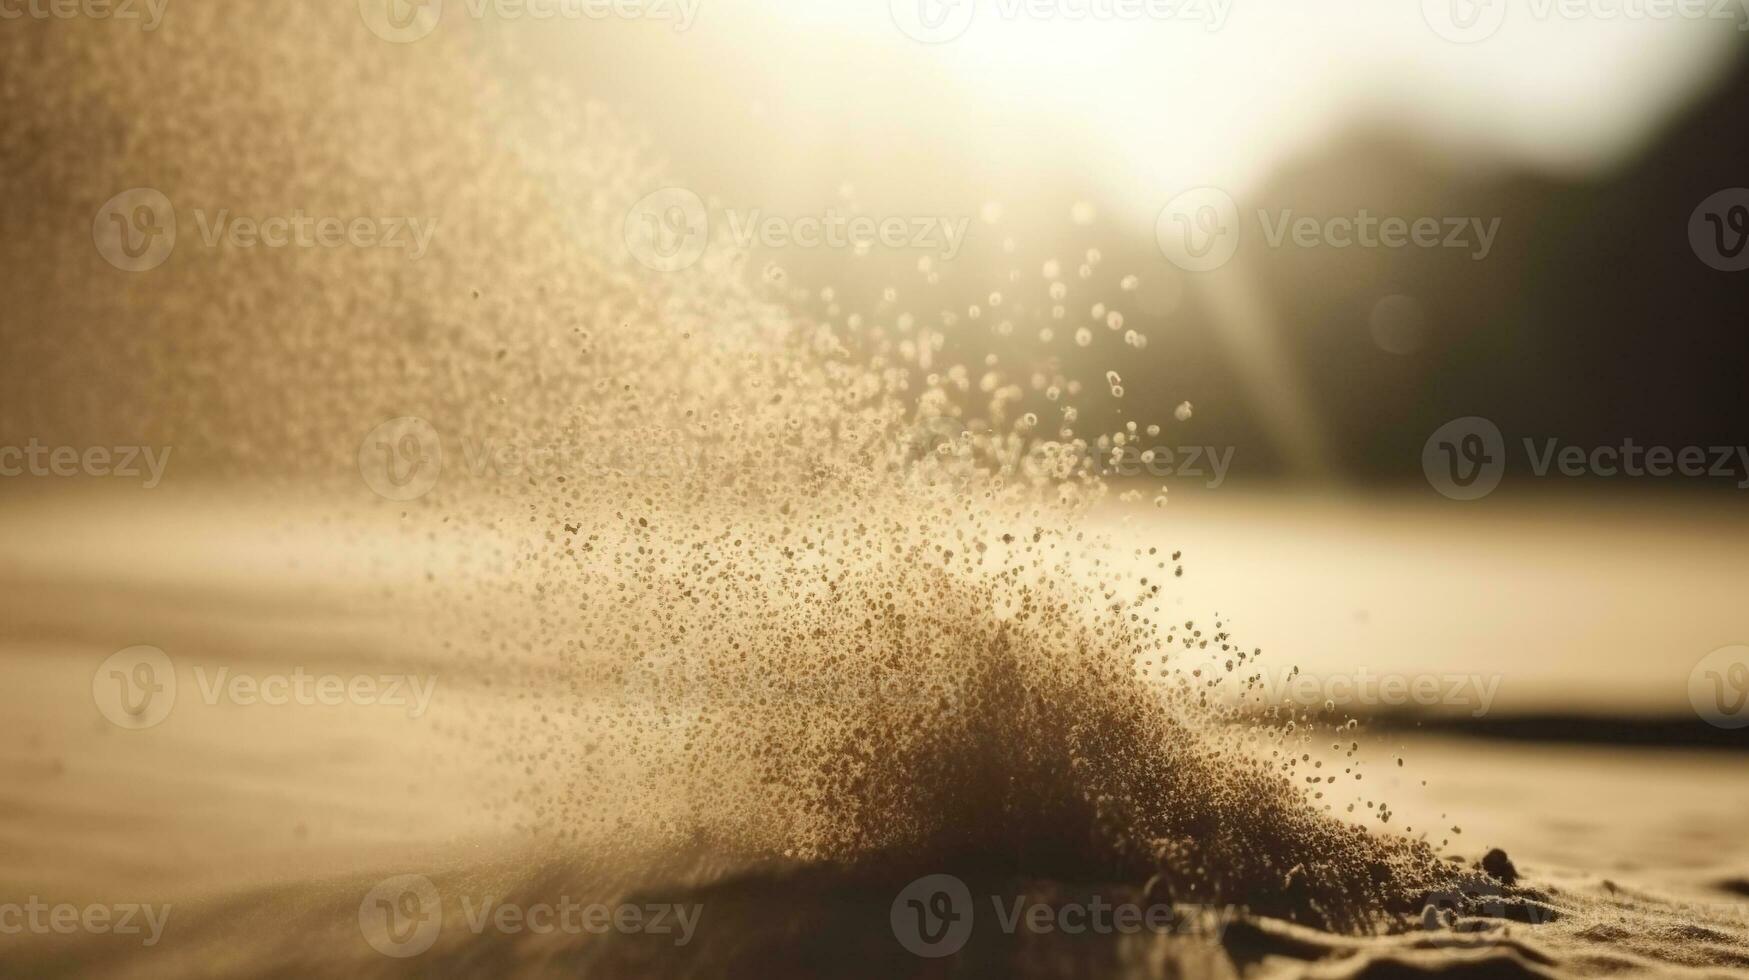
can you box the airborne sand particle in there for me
[4,1,1469,953]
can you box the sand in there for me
[5,5,1749,977]
[3,490,1748,978]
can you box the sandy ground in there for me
[3,484,1748,977]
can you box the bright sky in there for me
[544,0,1745,221]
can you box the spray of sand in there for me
[3,1,1468,938]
